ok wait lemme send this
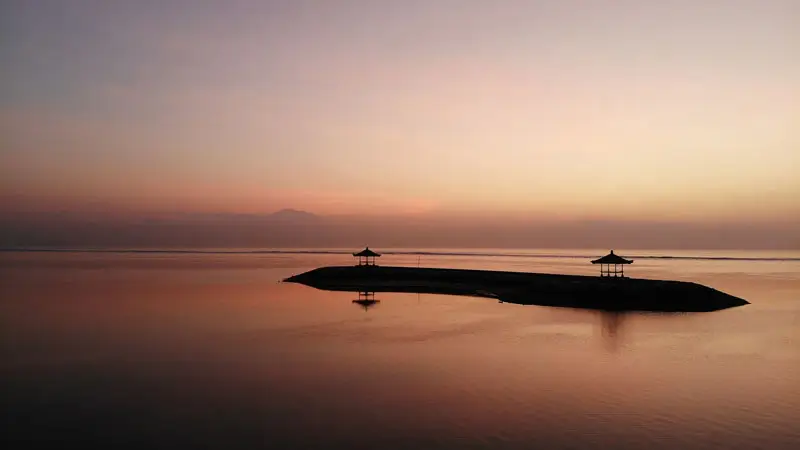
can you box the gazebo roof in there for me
[353,247,381,257]
[591,250,633,265]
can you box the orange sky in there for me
[1,1,799,243]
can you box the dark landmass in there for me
[285,266,749,312]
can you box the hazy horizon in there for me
[2,1,798,249]
[1,207,797,250]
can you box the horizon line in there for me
[2,247,798,262]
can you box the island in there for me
[284,265,749,312]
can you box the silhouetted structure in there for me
[353,247,381,266]
[592,250,633,277]
[352,291,380,311]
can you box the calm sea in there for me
[2,249,799,449]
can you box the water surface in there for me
[2,250,798,449]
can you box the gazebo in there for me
[591,250,633,278]
[353,247,381,266]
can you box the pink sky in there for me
[1,1,798,247]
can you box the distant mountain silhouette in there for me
[1,206,796,249]
[142,209,322,224]
[267,209,320,222]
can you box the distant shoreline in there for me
[1,248,799,262]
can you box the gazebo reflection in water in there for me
[599,311,626,353]
[352,291,380,311]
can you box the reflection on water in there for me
[1,251,799,449]
[599,311,626,353]
[352,291,380,311]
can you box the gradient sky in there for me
[1,0,798,226]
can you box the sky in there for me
[1,1,798,248]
